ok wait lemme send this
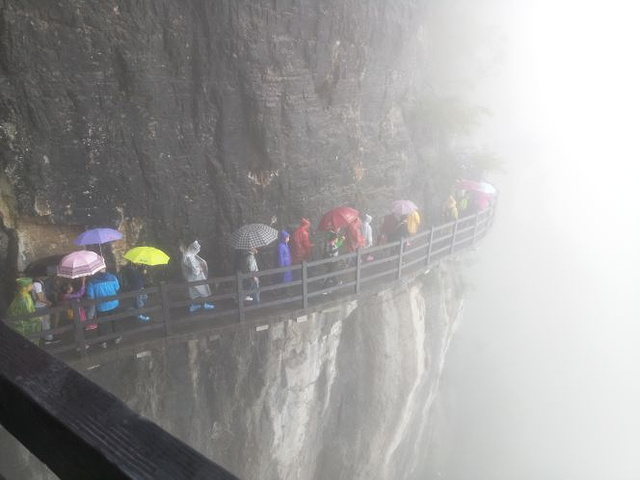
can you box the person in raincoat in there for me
[407,210,421,236]
[346,218,365,252]
[180,240,215,313]
[277,230,293,283]
[7,277,41,340]
[456,189,469,215]
[291,218,315,263]
[443,194,459,221]
[361,214,373,249]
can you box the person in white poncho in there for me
[180,240,215,313]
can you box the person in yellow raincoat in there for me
[443,195,459,221]
[407,210,421,235]
[7,277,41,339]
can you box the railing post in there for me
[236,271,245,323]
[397,239,404,280]
[301,261,308,309]
[471,211,481,246]
[426,226,434,266]
[159,282,172,337]
[449,219,459,254]
[72,301,87,358]
[355,249,362,294]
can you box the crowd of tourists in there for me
[4,180,495,349]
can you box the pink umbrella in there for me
[391,200,419,216]
[57,251,106,279]
[456,179,497,195]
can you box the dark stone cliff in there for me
[0,0,450,293]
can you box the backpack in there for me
[31,280,54,306]
[43,277,59,304]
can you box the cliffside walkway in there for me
[12,206,496,360]
[0,205,495,479]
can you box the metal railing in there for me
[6,206,495,358]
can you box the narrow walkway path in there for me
[30,207,495,362]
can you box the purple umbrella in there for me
[57,251,106,279]
[75,228,123,246]
[391,200,419,216]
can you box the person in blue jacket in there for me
[277,230,292,283]
[86,267,121,348]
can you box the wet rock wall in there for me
[0,0,444,289]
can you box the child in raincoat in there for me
[180,240,215,313]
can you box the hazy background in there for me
[435,0,640,478]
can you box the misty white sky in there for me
[438,1,640,479]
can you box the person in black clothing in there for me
[388,215,409,243]
[120,262,150,323]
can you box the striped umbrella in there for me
[57,251,106,279]
[229,224,279,250]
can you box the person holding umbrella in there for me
[229,223,279,302]
[120,261,151,323]
[122,246,171,321]
[240,247,260,303]
[180,240,215,314]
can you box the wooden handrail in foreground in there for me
[0,322,240,480]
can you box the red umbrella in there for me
[318,206,360,231]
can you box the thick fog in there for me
[435,0,640,479]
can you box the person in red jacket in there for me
[346,218,365,252]
[291,217,315,263]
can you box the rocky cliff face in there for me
[0,0,449,291]
[100,265,463,480]
[0,262,462,480]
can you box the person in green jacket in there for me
[7,277,41,339]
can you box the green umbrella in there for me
[124,247,170,266]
